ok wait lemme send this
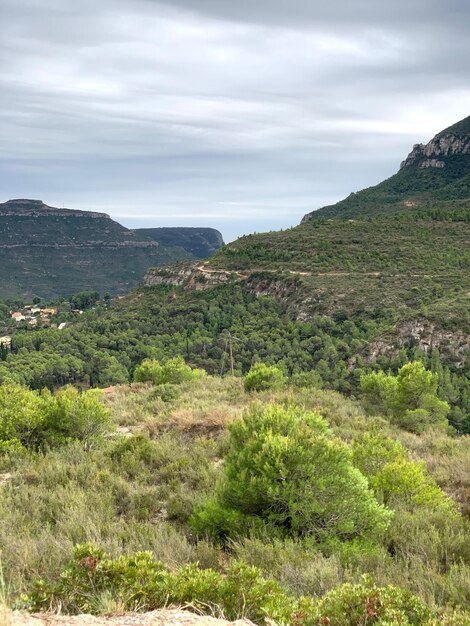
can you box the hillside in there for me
[1,374,469,624]
[146,215,470,339]
[302,115,470,221]
[0,200,223,299]
[136,227,224,259]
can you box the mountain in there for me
[135,227,224,259]
[143,117,470,360]
[0,199,223,299]
[302,115,470,222]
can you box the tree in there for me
[191,403,391,543]
[360,362,450,432]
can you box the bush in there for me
[149,383,180,402]
[244,363,287,392]
[42,386,111,447]
[360,362,450,433]
[29,544,297,623]
[308,577,431,626]
[0,382,110,450]
[353,433,456,515]
[29,545,465,625]
[133,357,205,386]
[191,403,391,544]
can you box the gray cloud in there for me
[1,0,470,241]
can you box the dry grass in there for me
[0,558,11,626]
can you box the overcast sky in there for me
[1,0,469,241]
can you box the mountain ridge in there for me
[0,199,224,299]
[302,115,470,222]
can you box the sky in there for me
[1,0,470,242]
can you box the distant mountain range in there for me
[302,115,470,221]
[0,199,224,299]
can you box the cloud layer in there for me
[1,0,470,240]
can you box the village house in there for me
[41,307,57,316]
[0,336,11,348]
[11,312,25,322]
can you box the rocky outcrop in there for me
[400,134,470,169]
[365,320,470,366]
[9,609,255,626]
[144,264,240,290]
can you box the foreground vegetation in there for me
[1,362,469,624]
[0,283,469,434]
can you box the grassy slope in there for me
[1,377,469,612]
[209,216,470,330]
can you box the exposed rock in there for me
[366,320,469,365]
[400,134,470,169]
[144,265,239,290]
[9,609,255,626]
[418,159,445,169]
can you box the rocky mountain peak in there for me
[400,115,470,170]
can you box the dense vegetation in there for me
[211,214,470,329]
[1,371,469,624]
[0,284,468,433]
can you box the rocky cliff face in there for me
[0,199,109,218]
[400,134,470,169]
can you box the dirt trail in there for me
[9,609,255,626]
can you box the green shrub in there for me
[191,403,391,544]
[42,386,111,447]
[244,363,287,392]
[133,357,205,386]
[307,577,431,626]
[29,544,298,623]
[0,382,110,450]
[360,362,450,433]
[0,382,44,449]
[353,433,456,515]
[149,383,180,402]
[29,545,464,625]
